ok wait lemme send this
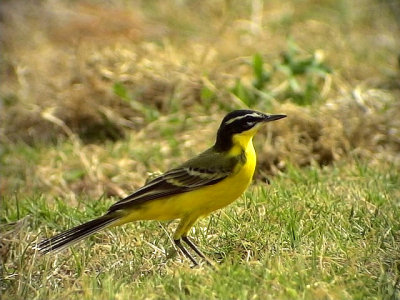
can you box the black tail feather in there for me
[36,214,118,253]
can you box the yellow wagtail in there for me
[37,110,286,265]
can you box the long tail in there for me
[36,214,119,254]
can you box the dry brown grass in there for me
[1,0,399,199]
[1,3,400,298]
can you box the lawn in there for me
[1,159,399,299]
[1,0,399,299]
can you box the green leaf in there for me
[113,82,130,102]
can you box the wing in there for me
[108,148,240,212]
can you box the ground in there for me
[1,0,399,299]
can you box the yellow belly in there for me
[117,140,257,224]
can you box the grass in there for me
[1,0,400,299]
[1,158,399,299]
[1,0,399,145]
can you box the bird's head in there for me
[214,110,286,151]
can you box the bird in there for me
[36,110,286,265]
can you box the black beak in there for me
[263,114,287,122]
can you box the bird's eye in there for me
[246,121,255,127]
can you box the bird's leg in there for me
[174,216,214,266]
[174,216,200,266]
[174,239,198,266]
[182,236,213,266]
[181,236,206,259]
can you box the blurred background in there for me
[1,0,399,202]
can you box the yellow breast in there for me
[117,131,258,224]
[139,137,255,220]
[164,147,255,218]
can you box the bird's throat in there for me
[229,131,256,157]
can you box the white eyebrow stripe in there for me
[224,112,263,125]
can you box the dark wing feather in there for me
[108,148,239,212]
